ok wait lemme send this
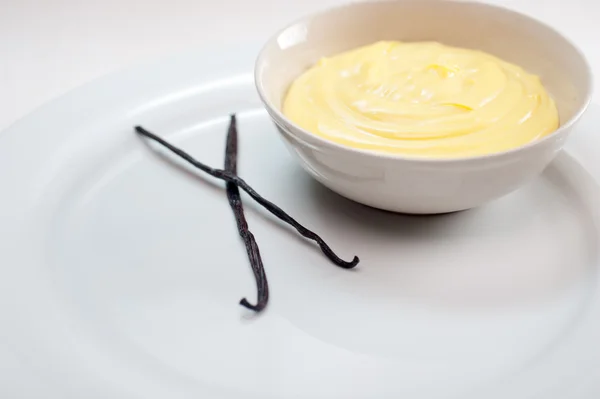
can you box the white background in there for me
[1,0,599,132]
[0,2,599,398]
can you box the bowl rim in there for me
[254,0,594,163]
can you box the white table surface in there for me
[1,0,598,132]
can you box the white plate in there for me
[1,45,599,399]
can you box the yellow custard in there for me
[283,41,559,157]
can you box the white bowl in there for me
[255,0,592,214]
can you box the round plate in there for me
[1,45,599,399]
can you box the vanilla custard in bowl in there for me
[283,41,559,158]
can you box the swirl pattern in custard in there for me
[282,41,559,157]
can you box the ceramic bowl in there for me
[255,0,592,214]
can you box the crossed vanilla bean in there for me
[135,116,359,311]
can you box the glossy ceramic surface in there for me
[1,44,599,399]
